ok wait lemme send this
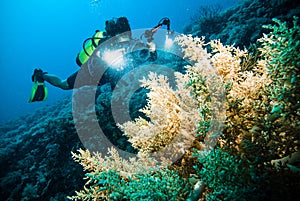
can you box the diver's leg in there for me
[43,74,70,90]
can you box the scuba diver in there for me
[29,16,171,102]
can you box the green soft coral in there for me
[192,16,300,201]
[259,17,300,107]
[258,16,300,158]
[194,148,262,201]
[259,16,300,106]
[72,169,190,201]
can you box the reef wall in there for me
[184,0,300,47]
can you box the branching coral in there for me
[257,17,300,158]
[70,168,190,201]
[69,147,191,200]
[194,148,262,201]
[174,35,226,147]
[119,71,200,157]
[175,33,270,153]
[70,148,157,178]
[246,16,298,189]
[176,17,299,200]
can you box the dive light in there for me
[142,17,173,43]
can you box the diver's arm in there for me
[43,74,70,90]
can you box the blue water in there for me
[0,0,239,124]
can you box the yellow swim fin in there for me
[28,81,48,102]
[29,69,48,102]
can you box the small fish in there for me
[89,0,100,7]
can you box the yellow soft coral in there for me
[175,34,272,154]
[119,72,199,159]
[119,71,199,158]
[71,147,160,178]
[175,17,299,164]
[209,39,271,133]
[69,147,163,200]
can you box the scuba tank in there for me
[76,30,106,66]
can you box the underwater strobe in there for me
[142,17,175,51]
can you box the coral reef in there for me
[70,17,299,200]
[0,98,85,200]
[1,1,299,200]
[185,0,300,47]
[179,17,299,200]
